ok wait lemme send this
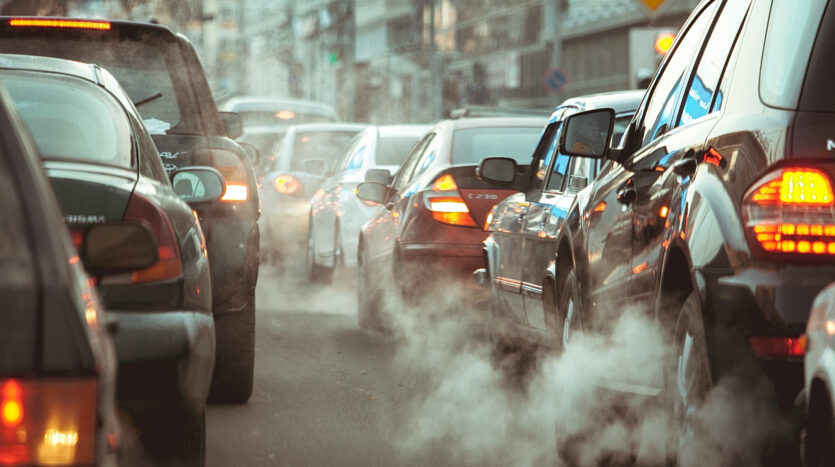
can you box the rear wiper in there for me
[134,92,162,108]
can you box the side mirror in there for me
[171,166,226,204]
[81,222,158,276]
[303,158,328,176]
[364,168,393,185]
[476,157,517,184]
[238,142,260,167]
[220,111,243,139]
[355,181,393,206]
[559,108,615,159]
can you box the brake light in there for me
[743,168,835,258]
[221,184,248,201]
[274,175,302,196]
[0,378,97,466]
[116,192,182,284]
[9,18,111,30]
[749,335,807,358]
[424,174,477,227]
[205,149,250,203]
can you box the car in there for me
[260,122,367,262]
[548,0,835,461]
[354,117,545,330]
[804,282,835,466]
[0,17,262,404]
[307,124,432,283]
[220,96,340,176]
[475,90,643,350]
[0,53,226,465]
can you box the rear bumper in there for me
[399,242,487,300]
[262,197,310,252]
[110,310,215,412]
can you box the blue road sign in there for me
[545,68,569,94]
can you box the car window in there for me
[638,2,717,147]
[546,151,571,192]
[566,157,596,190]
[531,122,559,189]
[761,0,827,109]
[410,133,442,181]
[679,0,750,125]
[290,130,359,173]
[799,0,835,112]
[612,115,633,146]
[451,126,542,165]
[375,135,423,166]
[1,71,133,167]
[334,133,365,172]
[393,133,434,192]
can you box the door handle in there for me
[617,186,637,205]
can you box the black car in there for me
[0,78,160,465]
[476,90,642,350]
[550,0,835,462]
[0,17,262,403]
[0,53,226,465]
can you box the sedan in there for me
[307,124,431,282]
[355,117,544,330]
[477,90,643,349]
[0,54,224,466]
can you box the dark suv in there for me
[0,17,261,403]
[550,0,835,462]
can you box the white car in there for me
[805,283,835,465]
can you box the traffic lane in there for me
[206,264,455,467]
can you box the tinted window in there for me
[451,127,542,164]
[290,130,359,172]
[533,122,559,184]
[680,1,750,125]
[393,133,434,192]
[2,72,132,167]
[0,37,197,134]
[800,0,835,112]
[761,0,827,109]
[546,152,571,191]
[639,2,717,146]
[375,135,422,166]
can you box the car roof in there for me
[284,122,368,133]
[375,124,433,138]
[222,96,339,115]
[441,116,548,131]
[0,53,99,83]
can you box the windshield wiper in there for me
[134,92,163,107]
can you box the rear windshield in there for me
[0,36,199,134]
[240,111,338,128]
[290,130,360,172]
[1,71,132,167]
[375,136,421,166]
[800,0,835,112]
[451,127,542,165]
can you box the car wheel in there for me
[542,278,563,350]
[307,229,332,283]
[805,387,835,467]
[208,289,255,404]
[558,267,584,349]
[665,291,711,466]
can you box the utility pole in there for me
[428,0,442,119]
[544,0,562,106]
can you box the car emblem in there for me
[164,163,178,172]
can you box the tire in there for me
[557,268,583,349]
[307,229,332,283]
[542,278,563,350]
[208,290,255,404]
[665,291,711,466]
[805,388,835,467]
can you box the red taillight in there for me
[743,168,835,258]
[424,174,477,227]
[0,378,97,466]
[204,149,250,203]
[9,18,111,30]
[116,192,182,284]
[749,335,807,358]
[274,174,303,196]
[221,184,248,201]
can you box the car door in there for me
[629,0,748,300]
[522,150,587,330]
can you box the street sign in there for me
[544,68,568,94]
[638,0,667,11]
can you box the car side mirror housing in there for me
[82,222,158,276]
[559,108,615,159]
[303,158,328,176]
[219,111,243,139]
[476,157,517,184]
[238,142,260,167]
[171,166,226,204]
[355,181,393,206]
[364,168,393,185]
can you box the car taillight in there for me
[0,378,97,466]
[749,335,807,358]
[274,174,303,197]
[209,150,250,203]
[742,167,835,258]
[423,174,477,227]
[113,192,182,285]
[9,18,111,30]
